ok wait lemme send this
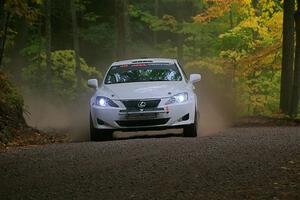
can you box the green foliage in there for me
[237,71,281,115]
[22,50,101,101]
[5,0,41,22]
[80,23,115,47]
[0,71,25,143]
[129,5,179,33]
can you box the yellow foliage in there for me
[193,0,235,23]
[186,58,227,75]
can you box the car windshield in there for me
[104,63,182,84]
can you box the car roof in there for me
[111,58,177,66]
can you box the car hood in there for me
[97,81,189,99]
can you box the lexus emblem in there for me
[138,101,147,109]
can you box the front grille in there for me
[116,118,170,127]
[122,99,161,111]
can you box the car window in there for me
[105,63,182,84]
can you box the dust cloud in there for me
[23,94,90,141]
[192,68,235,136]
[197,89,232,136]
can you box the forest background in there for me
[1,0,300,142]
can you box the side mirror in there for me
[189,74,201,84]
[87,79,98,89]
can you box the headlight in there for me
[165,92,188,105]
[95,96,119,107]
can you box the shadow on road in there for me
[113,129,183,141]
[113,133,183,141]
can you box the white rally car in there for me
[88,58,201,141]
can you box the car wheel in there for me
[183,111,198,137]
[90,114,113,141]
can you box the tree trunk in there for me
[0,0,5,67]
[45,0,52,91]
[124,0,130,48]
[229,5,234,29]
[290,0,300,117]
[71,0,81,79]
[280,0,295,114]
[0,0,9,68]
[252,0,262,16]
[37,11,43,87]
[192,35,196,60]
[38,10,43,70]
[115,0,127,60]
[153,0,159,46]
[176,35,184,63]
[176,2,184,63]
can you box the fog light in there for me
[97,118,105,125]
[182,114,189,121]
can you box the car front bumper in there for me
[90,100,196,130]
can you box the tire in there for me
[90,114,113,141]
[183,111,198,137]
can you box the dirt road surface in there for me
[1,127,300,199]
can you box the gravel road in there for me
[1,127,300,200]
